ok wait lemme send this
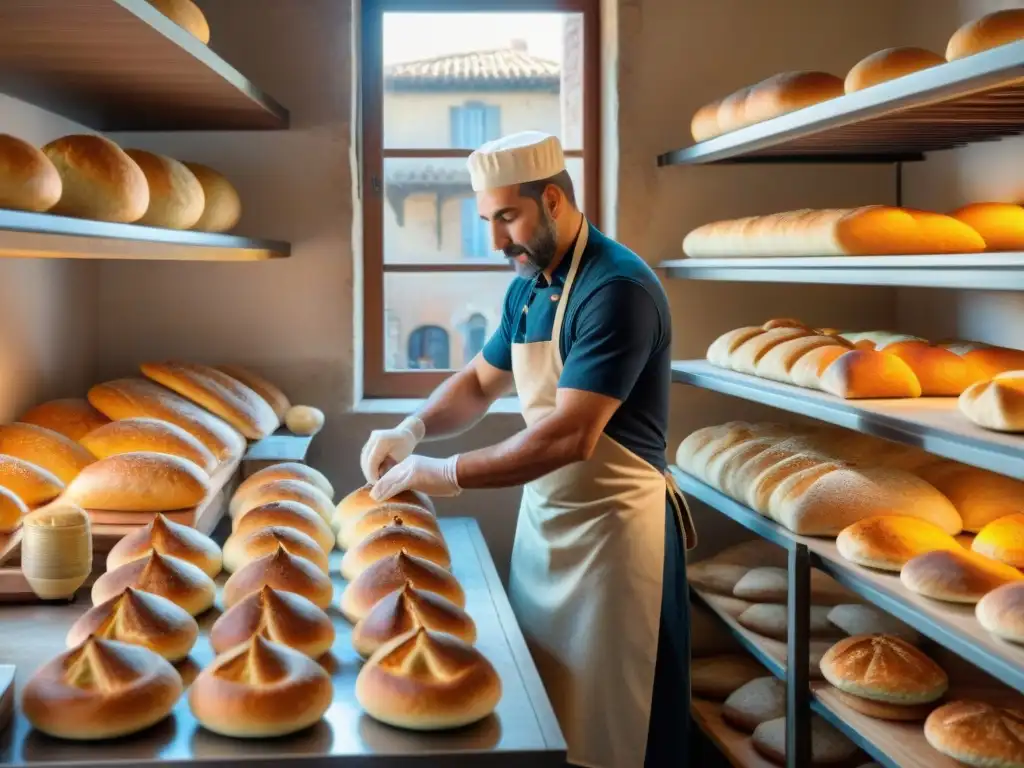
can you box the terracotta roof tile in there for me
[385,47,560,91]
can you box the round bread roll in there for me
[946,9,1024,61]
[722,676,786,733]
[231,499,335,554]
[339,503,442,551]
[901,548,1024,603]
[837,515,962,571]
[0,454,64,505]
[976,582,1024,643]
[826,604,922,645]
[216,364,291,421]
[124,149,205,229]
[105,513,222,578]
[81,416,217,474]
[340,522,450,581]
[737,604,842,641]
[22,637,182,740]
[353,582,476,659]
[223,525,329,574]
[341,550,465,624]
[18,397,110,441]
[731,566,854,605]
[0,133,62,212]
[752,715,858,765]
[844,47,945,93]
[0,422,96,485]
[223,545,334,610]
[688,560,750,596]
[148,0,210,44]
[691,654,767,700]
[820,634,948,704]
[184,162,241,232]
[949,202,1024,252]
[335,484,435,531]
[972,513,1024,568]
[210,585,335,658]
[0,486,28,533]
[92,550,216,616]
[235,461,334,503]
[42,135,149,223]
[189,636,333,738]
[285,405,324,436]
[231,478,334,525]
[831,688,936,722]
[63,451,211,512]
[66,586,198,662]
[355,628,501,730]
[924,700,1024,766]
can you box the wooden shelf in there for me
[659,253,1024,291]
[694,590,788,679]
[0,210,289,262]
[657,41,1024,165]
[0,0,288,130]
[691,699,779,768]
[672,361,1024,481]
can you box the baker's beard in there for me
[504,211,558,279]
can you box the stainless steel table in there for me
[0,517,567,766]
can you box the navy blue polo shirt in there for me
[482,223,673,471]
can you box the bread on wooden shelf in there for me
[231,478,334,526]
[92,550,217,616]
[106,513,222,578]
[0,455,64,505]
[924,700,1024,767]
[184,162,242,233]
[826,604,922,645]
[124,149,205,230]
[689,560,751,596]
[18,398,110,442]
[216,365,291,421]
[820,634,948,705]
[721,676,786,733]
[830,688,937,721]
[737,604,841,641]
[844,47,945,93]
[209,585,335,658]
[0,133,62,213]
[62,451,211,512]
[148,0,211,44]
[683,206,986,258]
[285,405,325,436]
[691,654,767,701]
[235,462,334,503]
[751,714,858,766]
[836,515,962,571]
[222,545,334,611]
[0,486,28,533]
[949,202,1024,251]
[80,417,217,474]
[42,135,150,223]
[946,8,1024,60]
[959,370,1024,432]
[901,548,1024,603]
[0,422,96,484]
[229,499,335,554]
[223,525,330,574]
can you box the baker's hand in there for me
[370,454,462,502]
[360,415,426,484]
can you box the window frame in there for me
[360,0,602,398]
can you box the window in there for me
[361,0,600,397]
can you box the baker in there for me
[359,130,697,768]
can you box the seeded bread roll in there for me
[81,417,217,474]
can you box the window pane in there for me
[384,272,516,371]
[384,156,585,265]
[382,11,584,150]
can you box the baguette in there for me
[949,202,1024,251]
[215,364,291,421]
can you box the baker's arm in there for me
[414,354,514,442]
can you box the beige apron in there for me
[508,219,695,768]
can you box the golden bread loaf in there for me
[946,9,1024,60]
[690,100,722,143]
[0,485,28,533]
[950,202,1024,251]
[124,149,205,229]
[341,550,465,624]
[223,525,330,574]
[339,502,442,551]
[836,515,962,571]
[210,585,335,658]
[959,370,1024,432]
[691,654,769,700]
[140,361,280,439]
[335,484,435,529]
[21,637,182,740]
[80,416,217,474]
[0,422,95,485]
[231,477,334,525]
[943,341,1024,381]
[148,0,210,43]
[916,461,1024,532]
[820,634,948,704]
[66,586,198,662]
[924,700,1024,767]
[184,162,242,232]
[42,135,149,223]
[285,405,325,436]
[88,377,246,460]
[353,582,476,659]
[92,550,216,616]
[230,499,335,554]
[0,133,62,212]
[972,513,1024,568]
[18,397,110,441]
[0,454,64,505]
[62,451,210,512]
[826,604,922,645]
[722,676,787,733]
[818,349,922,399]
[216,364,291,421]
[752,715,857,766]
[901,548,1024,603]
[235,461,334,501]
[222,545,334,610]
[105,513,222,577]
[355,628,501,730]
[743,71,845,125]
[845,47,946,93]
[189,636,334,738]
[875,339,974,396]
[340,523,450,581]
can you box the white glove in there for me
[370,454,462,502]
[359,415,426,484]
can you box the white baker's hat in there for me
[467,131,565,191]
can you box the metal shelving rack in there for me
[658,38,1024,768]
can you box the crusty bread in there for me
[0,133,62,212]
[836,515,962,571]
[62,451,210,512]
[42,135,149,223]
[229,499,335,554]
[148,0,210,43]
[88,377,246,460]
[826,604,922,645]
[285,405,325,436]
[140,361,280,440]
[209,585,335,658]
[334,484,435,530]
[916,460,1024,532]
[0,422,96,484]
[976,582,1024,644]
[189,637,334,738]
[235,461,334,502]
[232,478,334,525]
[950,202,1024,251]
[340,523,450,581]
[946,8,1024,60]
[223,525,330,574]
[81,417,217,474]
[820,634,948,704]
[0,486,28,533]
[901,548,1024,603]
[105,513,222,577]
[356,628,501,731]
[972,513,1024,568]
[66,586,198,662]
[0,454,64,505]
[21,637,182,740]
[18,398,110,442]
[752,715,857,765]
[339,503,442,551]
[924,700,1024,767]
[184,162,241,232]
[352,582,476,659]
[722,676,786,733]
[124,149,204,229]
[340,550,465,625]
[959,370,1024,433]
[216,364,291,421]
[819,349,923,399]
[92,550,216,616]
[845,47,945,93]
[222,545,334,611]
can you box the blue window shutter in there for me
[454,102,501,256]
[484,105,501,141]
[461,197,478,257]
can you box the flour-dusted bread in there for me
[820,635,948,705]
[722,677,786,733]
[62,452,211,512]
[0,422,96,484]
[0,455,64,505]
[0,133,62,212]
[80,417,217,475]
